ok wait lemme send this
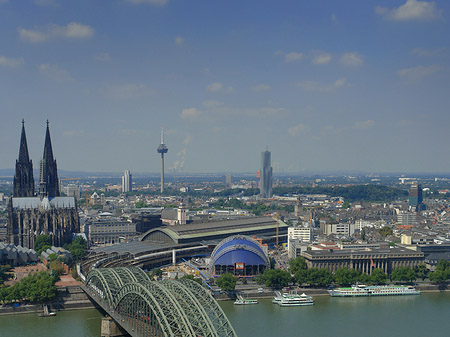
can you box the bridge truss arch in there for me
[85,267,237,337]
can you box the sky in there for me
[0,0,449,174]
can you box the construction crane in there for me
[58,177,81,194]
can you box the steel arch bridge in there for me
[84,267,237,337]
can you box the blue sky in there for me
[0,0,449,174]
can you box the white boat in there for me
[328,284,421,297]
[38,305,56,317]
[234,295,258,305]
[272,291,314,306]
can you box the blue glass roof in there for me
[213,238,265,257]
[214,249,267,266]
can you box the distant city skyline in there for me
[1,1,449,174]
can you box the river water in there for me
[1,293,449,337]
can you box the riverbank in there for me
[214,283,449,300]
[0,285,99,316]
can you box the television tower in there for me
[157,128,168,193]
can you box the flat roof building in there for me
[302,248,424,275]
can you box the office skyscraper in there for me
[409,183,424,212]
[122,170,132,193]
[260,149,272,198]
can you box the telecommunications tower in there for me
[157,128,168,193]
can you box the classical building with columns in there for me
[301,248,424,275]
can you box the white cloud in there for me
[312,53,332,65]
[0,56,24,68]
[353,120,375,129]
[284,52,303,63]
[39,63,73,82]
[252,84,271,92]
[207,82,222,92]
[61,22,94,38]
[331,13,338,23]
[297,78,348,92]
[95,52,110,62]
[411,47,445,57]
[397,65,439,81]
[181,108,201,119]
[18,28,47,43]
[340,52,364,67]
[106,83,155,99]
[333,78,347,88]
[202,100,223,108]
[206,82,233,93]
[288,123,308,136]
[18,22,94,43]
[125,0,168,5]
[376,0,441,22]
[174,36,184,46]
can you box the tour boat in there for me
[234,295,258,305]
[272,291,314,306]
[328,284,420,297]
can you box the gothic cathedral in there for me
[7,121,80,249]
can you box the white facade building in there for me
[322,223,355,237]
[122,170,132,193]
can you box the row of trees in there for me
[429,260,450,283]
[255,257,441,290]
[0,271,58,304]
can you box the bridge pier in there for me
[101,316,128,337]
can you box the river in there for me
[1,293,449,337]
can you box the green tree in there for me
[357,272,372,284]
[262,269,291,289]
[370,268,387,285]
[307,268,334,287]
[293,269,308,286]
[378,226,393,238]
[64,236,88,263]
[0,271,57,304]
[429,270,448,284]
[48,260,65,277]
[414,263,428,281]
[182,274,203,285]
[361,228,366,241]
[342,201,351,209]
[289,257,307,274]
[390,267,416,283]
[335,268,359,287]
[34,235,52,255]
[216,273,238,292]
[436,259,450,272]
[151,268,163,278]
[0,265,11,285]
[135,201,147,208]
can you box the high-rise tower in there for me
[157,128,168,193]
[409,183,424,212]
[122,170,132,193]
[13,120,35,197]
[260,148,273,198]
[39,120,60,198]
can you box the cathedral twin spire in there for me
[13,120,60,199]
